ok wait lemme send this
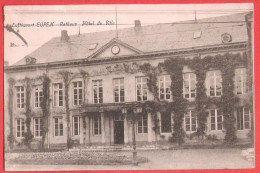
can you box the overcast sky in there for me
[4,3,253,65]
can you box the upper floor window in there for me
[73,81,83,106]
[34,118,42,137]
[235,68,248,95]
[16,86,25,108]
[16,119,25,137]
[73,116,80,136]
[34,86,43,108]
[237,107,251,130]
[136,77,148,101]
[93,80,103,104]
[209,109,223,131]
[208,71,222,97]
[53,83,63,107]
[183,73,196,99]
[137,113,148,133]
[184,110,197,132]
[159,75,171,100]
[93,115,101,135]
[113,78,124,102]
[54,117,63,136]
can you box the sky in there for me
[4,3,253,65]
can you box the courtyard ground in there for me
[5,148,254,171]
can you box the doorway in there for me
[114,114,124,144]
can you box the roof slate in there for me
[13,13,249,66]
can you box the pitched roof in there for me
[13,12,249,66]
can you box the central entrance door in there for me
[114,114,124,144]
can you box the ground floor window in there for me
[184,110,197,132]
[73,116,80,136]
[209,109,223,131]
[34,118,42,137]
[161,112,171,133]
[237,107,251,130]
[16,119,25,138]
[137,113,148,133]
[93,115,101,135]
[54,117,63,136]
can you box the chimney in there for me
[134,20,141,31]
[61,30,70,41]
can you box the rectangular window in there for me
[93,80,103,104]
[161,112,172,133]
[183,73,196,99]
[93,115,101,135]
[16,119,25,137]
[136,77,148,101]
[184,110,197,132]
[53,83,63,107]
[208,71,222,97]
[16,86,25,108]
[73,81,83,106]
[34,86,43,108]
[113,78,124,102]
[209,109,223,131]
[235,68,248,95]
[34,118,42,137]
[159,75,171,100]
[54,117,63,136]
[137,113,148,133]
[73,116,80,136]
[237,107,251,130]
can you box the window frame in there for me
[73,116,80,136]
[207,71,222,97]
[135,76,148,102]
[93,115,102,135]
[137,113,148,134]
[53,83,63,107]
[159,75,171,100]
[53,117,63,137]
[184,110,197,132]
[237,107,251,130]
[160,111,172,133]
[34,118,43,137]
[72,81,83,106]
[16,86,25,109]
[16,118,25,138]
[209,109,223,131]
[92,80,103,104]
[34,85,43,108]
[113,78,125,103]
[183,73,196,99]
[235,68,248,95]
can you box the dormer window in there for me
[89,43,98,50]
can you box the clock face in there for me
[111,45,120,55]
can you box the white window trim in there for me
[113,78,125,103]
[93,115,102,135]
[53,117,63,137]
[34,86,43,108]
[183,73,196,99]
[16,86,25,109]
[208,71,222,97]
[137,114,148,134]
[237,107,251,130]
[72,81,83,106]
[236,68,248,95]
[184,110,197,132]
[53,83,63,107]
[209,109,223,131]
[92,80,103,104]
[73,116,80,136]
[159,75,172,100]
[34,118,42,137]
[135,76,148,102]
[16,119,25,138]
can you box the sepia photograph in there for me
[3,3,254,171]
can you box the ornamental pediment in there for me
[89,38,143,60]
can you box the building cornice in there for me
[5,41,247,73]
